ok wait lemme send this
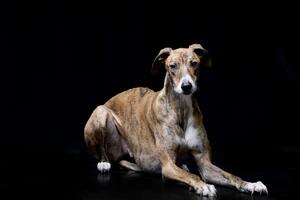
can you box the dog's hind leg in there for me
[119,160,141,172]
[84,105,124,173]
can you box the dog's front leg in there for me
[192,151,268,195]
[160,151,216,197]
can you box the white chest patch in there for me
[181,96,202,149]
[184,118,202,149]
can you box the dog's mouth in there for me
[174,86,196,95]
[182,91,192,95]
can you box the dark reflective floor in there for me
[1,144,298,200]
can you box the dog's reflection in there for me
[96,173,111,185]
[96,170,143,186]
[187,187,269,200]
[187,190,266,200]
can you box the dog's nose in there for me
[181,82,192,93]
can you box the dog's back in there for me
[104,87,155,119]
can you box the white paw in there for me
[97,162,111,173]
[195,184,217,197]
[241,181,268,195]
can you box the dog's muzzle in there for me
[181,81,192,95]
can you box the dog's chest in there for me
[174,98,203,150]
[174,116,202,151]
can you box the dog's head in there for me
[152,44,210,95]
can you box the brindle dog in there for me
[84,44,268,197]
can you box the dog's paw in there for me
[240,181,268,195]
[97,162,111,173]
[195,184,216,197]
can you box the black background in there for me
[2,1,300,200]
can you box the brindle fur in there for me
[84,44,268,197]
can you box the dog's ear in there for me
[189,43,212,67]
[189,43,208,57]
[151,47,172,74]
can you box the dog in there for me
[84,44,268,197]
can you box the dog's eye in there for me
[191,61,198,67]
[169,63,177,69]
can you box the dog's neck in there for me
[159,73,194,128]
